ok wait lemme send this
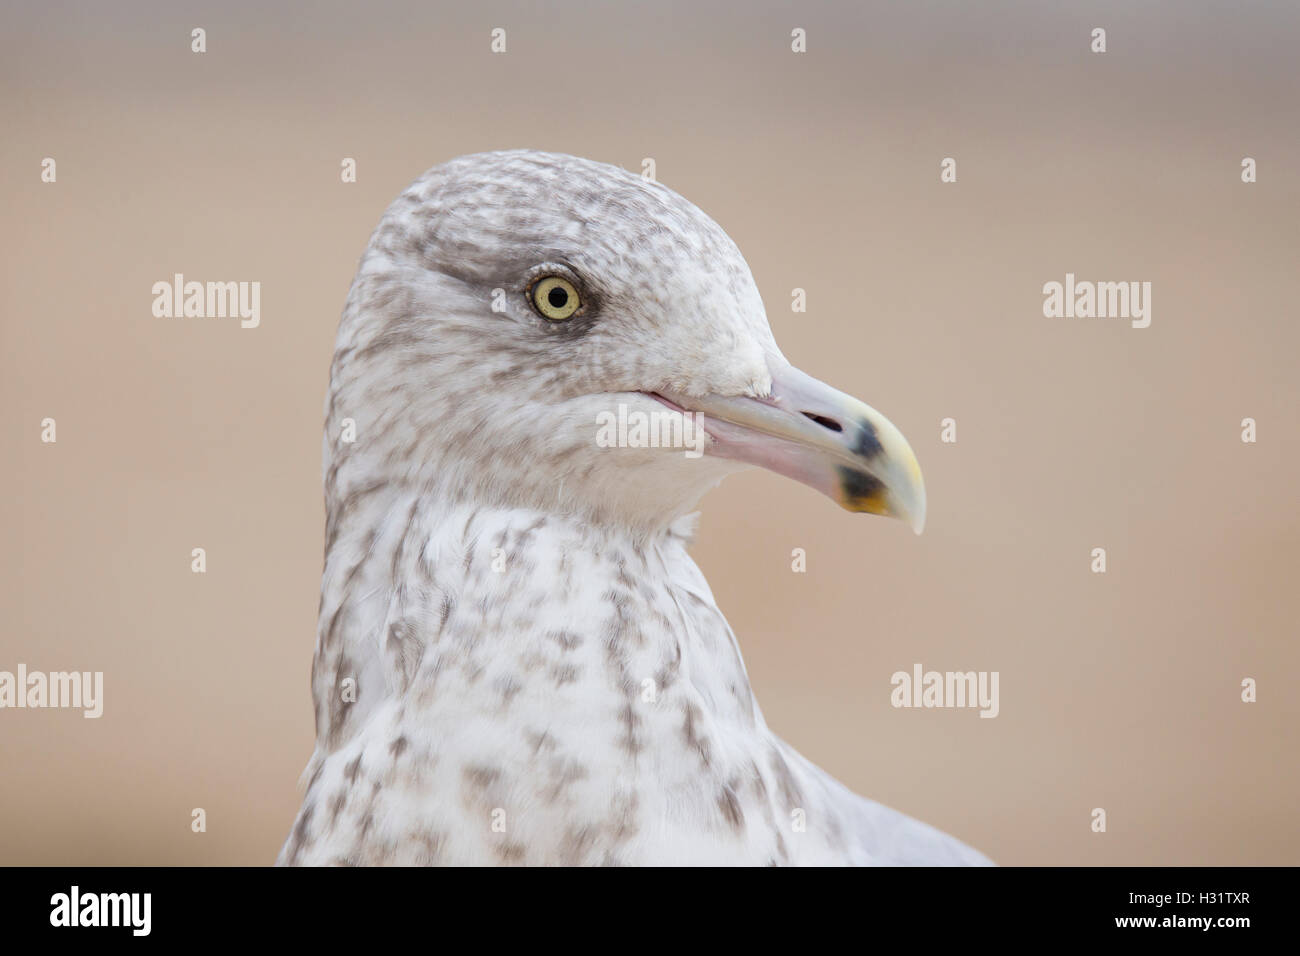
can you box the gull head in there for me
[326,150,925,536]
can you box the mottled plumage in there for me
[280,151,990,865]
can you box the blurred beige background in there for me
[2,0,1297,865]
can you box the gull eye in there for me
[531,276,581,321]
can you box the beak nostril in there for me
[802,412,843,433]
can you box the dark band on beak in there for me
[837,466,888,513]
[851,419,883,460]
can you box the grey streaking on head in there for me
[278,150,991,866]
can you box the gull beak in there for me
[658,363,927,533]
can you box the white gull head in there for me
[325,149,925,541]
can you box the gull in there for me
[278,150,991,866]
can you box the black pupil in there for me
[547,286,569,310]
